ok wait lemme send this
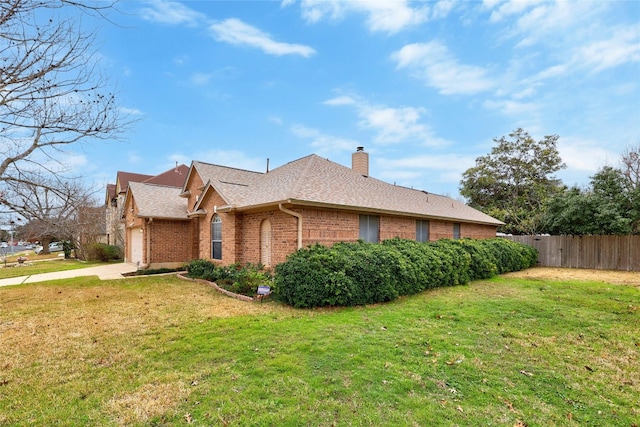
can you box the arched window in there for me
[211,214,222,260]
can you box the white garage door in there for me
[130,229,143,265]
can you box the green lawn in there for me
[0,258,104,279]
[0,272,637,426]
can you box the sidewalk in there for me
[0,263,138,287]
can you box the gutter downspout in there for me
[279,203,302,249]
[140,217,153,269]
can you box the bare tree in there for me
[3,173,101,254]
[621,143,640,191]
[0,0,127,223]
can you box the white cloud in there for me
[190,72,214,86]
[432,0,457,20]
[139,0,206,26]
[268,115,283,125]
[377,153,477,193]
[485,0,541,24]
[359,105,429,144]
[324,93,450,147]
[558,137,618,173]
[391,42,495,95]
[383,153,476,171]
[322,95,356,106]
[482,99,536,116]
[290,124,360,154]
[120,107,144,116]
[189,148,266,172]
[574,27,640,73]
[289,0,429,34]
[209,18,316,57]
[127,152,143,164]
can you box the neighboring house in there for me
[105,165,188,248]
[123,148,503,270]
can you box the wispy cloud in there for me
[139,0,206,26]
[120,107,144,116]
[209,18,316,57]
[188,148,266,172]
[391,41,495,95]
[139,2,315,57]
[377,153,477,195]
[574,27,640,73]
[323,94,449,147]
[286,0,430,34]
[290,124,360,155]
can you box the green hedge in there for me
[274,238,537,308]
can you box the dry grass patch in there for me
[504,266,640,286]
[107,380,190,426]
[0,275,295,426]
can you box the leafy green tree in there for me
[460,128,566,234]
[543,159,640,235]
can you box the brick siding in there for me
[148,219,191,264]
[132,171,498,268]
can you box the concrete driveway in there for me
[0,263,138,287]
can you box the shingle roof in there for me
[144,164,189,187]
[116,171,154,194]
[105,184,116,203]
[128,182,188,220]
[192,155,503,226]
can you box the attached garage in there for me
[129,228,143,266]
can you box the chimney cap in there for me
[356,146,364,152]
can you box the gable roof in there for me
[126,182,188,220]
[190,155,503,226]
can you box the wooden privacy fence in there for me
[503,235,640,271]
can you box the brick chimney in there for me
[352,146,369,176]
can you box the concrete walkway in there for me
[0,263,138,287]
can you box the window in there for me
[453,223,461,240]
[416,220,430,242]
[211,214,222,260]
[359,215,379,243]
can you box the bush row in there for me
[274,238,538,308]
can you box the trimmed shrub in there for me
[274,238,538,308]
[84,243,123,262]
[185,260,272,297]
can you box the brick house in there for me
[122,148,503,269]
[105,165,188,248]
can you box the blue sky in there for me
[76,0,639,199]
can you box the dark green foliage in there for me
[542,166,639,235]
[185,260,272,297]
[275,238,537,308]
[84,243,123,262]
[62,240,75,259]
